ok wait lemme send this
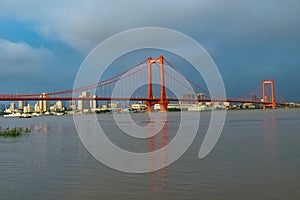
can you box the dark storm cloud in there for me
[0,0,300,100]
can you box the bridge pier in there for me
[145,101,155,113]
[159,99,169,112]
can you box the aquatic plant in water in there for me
[0,126,31,137]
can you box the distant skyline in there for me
[0,0,300,101]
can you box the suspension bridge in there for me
[0,56,288,111]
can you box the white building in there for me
[18,100,27,110]
[34,102,41,113]
[108,102,118,111]
[49,101,64,112]
[68,100,76,110]
[78,91,91,112]
[23,104,33,113]
[130,103,146,112]
[39,93,50,112]
[10,102,15,111]
[56,100,63,111]
[90,95,98,109]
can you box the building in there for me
[90,95,98,109]
[4,102,15,113]
[18,100,27,110]
[56,100,63,111]
[197,93,205,101]
[82,91,90,110]
[50,101,64,112]
[265,96,272,103]
[108,102,118,111]
[69,100,76,110]
[23,104,33,113]
[242,103,256,109]
[78,91,91,112]
[39,93,50,112]
[10,102,15,111]
[34,102,41,113]
[154,103,181,111]
[101,104,108,110]
[223,102,230,107]
[205,102,212,107]
[77,99,82,111]
[181,94,196,105]
[130,103,146,112]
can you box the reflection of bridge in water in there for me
[148,114,168,192]
[0,56,288,110]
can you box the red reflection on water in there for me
[263,116,277,166]
[148,114,168,192]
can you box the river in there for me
[1,109,300,200]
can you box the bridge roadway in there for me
[0,97,286,105]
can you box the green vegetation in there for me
[0,126,31,137]
[168,108,181,112]
[95,109,112,114]
[280,104,300,109]
[0,111,7,116]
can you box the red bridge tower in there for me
[262,80,276,109]
[146,56,169,112]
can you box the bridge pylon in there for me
[262,80,276,109]
[146,56,169,112]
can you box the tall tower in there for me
[91,95,98,109]
[78,91,91,112]
[39,93,50,112]
[146,56,169,112]
[262,80,276,109]
[18,100,27,110]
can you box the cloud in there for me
[0,39,53,75]
[0,0,300,100]
[0,39,58,93]
[1,0,299,54]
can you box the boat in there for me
[188,105,213,112]
[3,113,21,118]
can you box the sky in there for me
[0,0,300,101]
